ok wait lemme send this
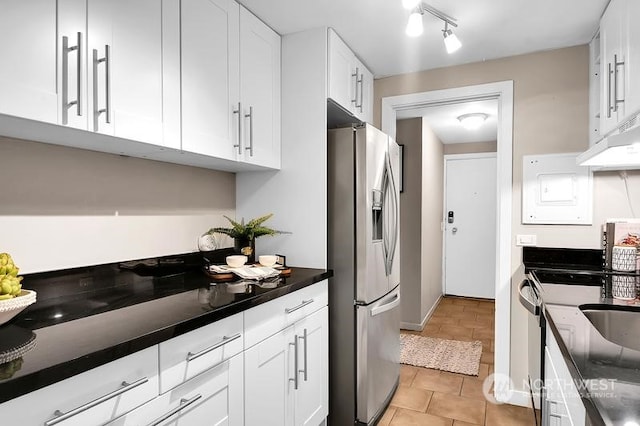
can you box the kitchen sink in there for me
[580,304,640,352]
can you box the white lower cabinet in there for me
[545,323,586,426]
[0,346,159,426]
[244,304,328,426]
[109,353,244,426]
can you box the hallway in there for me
[380,297,534,425]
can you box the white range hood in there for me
[577,124,640,169]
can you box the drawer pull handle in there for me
[285,299,314,314]
[149,394,203,426]
[186,333,242,362]
[44,377,149,426]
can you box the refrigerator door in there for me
[355,124,391,304]
[356,286,401,424]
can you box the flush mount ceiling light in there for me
[457,113,488,130]
[403,1,461,54]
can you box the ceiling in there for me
[398,99,498,144]
[238,0,608,78]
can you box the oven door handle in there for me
[518,279,541,316]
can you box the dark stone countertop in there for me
[535,271,640,426]
[0,250,332,403]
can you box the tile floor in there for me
[380,296,535,426]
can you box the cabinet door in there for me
[245,326,295,426]
[181,0,240,159]
[294,307,328,426]
[328,29,356,115]
[600,0,625,135]
[623,0,640,117]
[0,0,58,124]
[239,6,281,169]
[109,354,244,426]
[87,0,164,145]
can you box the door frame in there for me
[381,80,514,404]
[442,152,498,297]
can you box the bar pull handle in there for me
[607,62,613,118]
[351,67,359,105]
[186,333,242,362]
[94,45,111,126]
[613,53,625,112]
[62,32,83,124]
[44,377,149,425]
[149,394,203,426]
[244,106,254,157]
[289,336,299,390]
[233,102,242,154]
[285,299,314,314]
[356,73,364,112]
[299,328,308,382]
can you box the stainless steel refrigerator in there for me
[327,124,401,426]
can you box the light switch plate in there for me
[516,234,537,246]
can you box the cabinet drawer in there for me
[244,280,328,348]
[158,312,243,393]
[109,353,244,426]
[0,346,159,426]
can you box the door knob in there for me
[452,227,458,234]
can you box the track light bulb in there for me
[443,29,461,53]
[406,12,424,37]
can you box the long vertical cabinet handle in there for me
[298,328,308,382]
[613,54,625,112]
[94,45,111,126]
[244,106,254,157]
[357,73,364,112]
[233,102,242,154]
[62,32,83,124]
[351,67,359,105]
[289,336,299,390]
[607,62,613,118]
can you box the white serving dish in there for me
[0,290,37,326]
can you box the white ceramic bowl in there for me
[259,255,278,267]
[226,255,248,268]
[0,290,37,326]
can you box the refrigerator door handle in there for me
[383,152,399,276]
[370,293,401,317]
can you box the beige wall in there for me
[420,121,444,320]
[374,45,640,393]
[396,118,423,326]
[396,118,445,328]
[0,137,236,273]
[443,141,497,155]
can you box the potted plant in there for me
[207,214,285,263]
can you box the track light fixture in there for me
[403,1,462,54]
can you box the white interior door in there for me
[444,154,497,299]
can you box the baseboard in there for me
[497,389,534,408]
[400,295,442,331]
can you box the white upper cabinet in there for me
[599,0,640,136]
[87,0,165,146]
[327,29,373,123]
[239,6,281,169]
[179,1,281,169]
[0,1,58,124]
[180,0,240,160]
